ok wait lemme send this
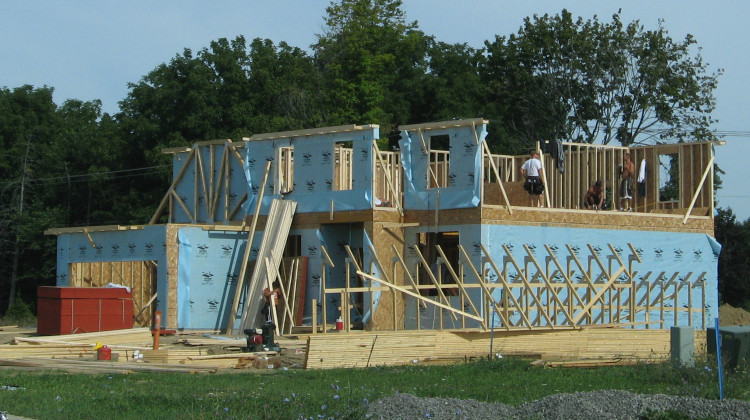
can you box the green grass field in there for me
[0,357,747,419]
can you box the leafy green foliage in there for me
[715,208,750,310]
[482,9,722,151]
[313,0,429,128]
[2,293,35,326]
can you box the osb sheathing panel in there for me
[367,221,406,330]
[166,224,180,329]
[402,205,712,235]
[483,181,528,207]
[291,208,401,229]
[480,207,714,234]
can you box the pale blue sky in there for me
[1,1,747,219]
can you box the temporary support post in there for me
[481,141,513,214]
[372,141,404,215]
[435,245,485,328]
[412,245,457,321]
[320,245,335,333]
[355,271,483,322]
[682,155,714,224]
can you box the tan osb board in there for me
[368,221,406,331]
[305,328,707,369]
[480,206,714,234]
[166,224,180,328]
[484,181,528,207]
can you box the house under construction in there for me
[46,118,720,364]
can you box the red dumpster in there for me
[37,286,134,335]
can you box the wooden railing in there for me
[482,141,715,216]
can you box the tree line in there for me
[1,0,741,315]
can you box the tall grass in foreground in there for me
[0,357,747,419]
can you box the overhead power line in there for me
[0,164,171,189]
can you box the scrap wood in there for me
[13,337,150,351]
[0,357,218,374]
[530,358,653,368]
[0,347,98,359]
[181,358,253,369]
[10,342,91,348]
[186,351,277,360]
[181,338,246,347]
[15,327,152,346]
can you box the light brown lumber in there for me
[355,271,482,322]
[186,351,276,360]
[0,357,217,373]
[13,337,151,351]
[181,338,247,347]
[531,358,653,368]
[305,328,704,369]
[16,327,152,345]
[227,160,272,334]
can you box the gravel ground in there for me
[367,390,750,419]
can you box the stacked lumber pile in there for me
[306,328,707,369]
[0,328,307,373]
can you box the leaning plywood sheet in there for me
[238,199,297,331]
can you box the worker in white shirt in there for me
[520,150,545,207]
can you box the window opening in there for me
[333,143,353,191]
[276,146,294,194]
[658,153,679,203]
[428,134,450,188]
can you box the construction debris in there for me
[0,328,306,373]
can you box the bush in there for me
[2,293,36,327]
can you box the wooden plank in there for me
[399,118,488,132]
[249,124,378,141]
[355,271,482,322]
[238,199,297,332]
[226,161,272,334]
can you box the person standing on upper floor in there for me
[619,153,635,211]
[521,150,545,207]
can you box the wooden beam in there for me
[391,245,427,309]
[355,271,482,322]
[372,141,403,216]
[482,141,512,214]
[412,245,458,321]
[226,160,272,334]
[435,245,485,328]
[399,118,489,132]
[501,244,556,327]
[457,245,510,329]
[249,124,379,141]
[149,149,196,224]
[479,244,533,328]
[682,155,714,224]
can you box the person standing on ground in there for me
[619,153,635,211]
[521,150,545,207]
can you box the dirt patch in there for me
[0,325,35,345]
[719,303,750,326]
